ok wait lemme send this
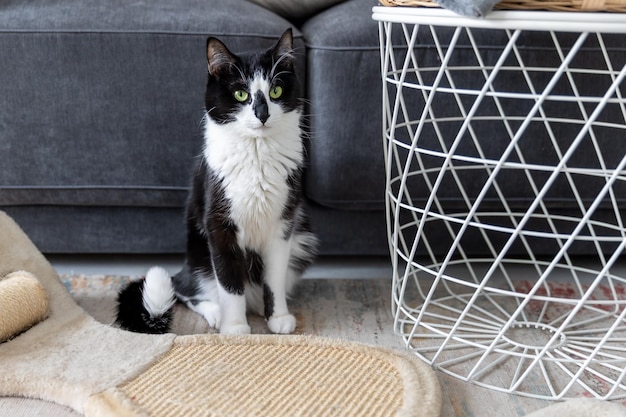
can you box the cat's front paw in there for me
[220,323,251,335]
[267,314,296,334]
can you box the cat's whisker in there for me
[270,51,295,80]
[198,111,213,129]
[298,114,322,125]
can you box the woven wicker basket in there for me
[379,0,626,12]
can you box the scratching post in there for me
[0,211,443,417]
[0,271,49,342]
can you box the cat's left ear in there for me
[272,29,295,67]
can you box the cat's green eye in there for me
[269,85,283,99]
[233,90,249,102]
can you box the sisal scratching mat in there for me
[0,211,441,417]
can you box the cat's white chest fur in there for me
[203,112,303,250]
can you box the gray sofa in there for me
[1,0,388,256]
[2,0,625,259]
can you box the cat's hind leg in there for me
[173,267,222,330]
[186,300,221,329]
[182,294,221,329]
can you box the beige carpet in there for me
[0,211,442,417]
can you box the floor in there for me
[3,256,626,416]
[48,254,394,280]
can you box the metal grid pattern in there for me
[374,7,626,399]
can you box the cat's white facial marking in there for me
[236,73,283,136]
[203,72,303,251]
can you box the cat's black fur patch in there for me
[263,284,275,320]
[253,90,269,124]
[116,279,173,334]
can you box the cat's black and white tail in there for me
[115,266,176,334]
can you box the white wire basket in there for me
[374,7,626,400]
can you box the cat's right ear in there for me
[206,37,236,79]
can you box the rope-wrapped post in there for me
[0,271,49,342]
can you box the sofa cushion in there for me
[247,0,346,20]
[0,0,305,211]
[302,0,387,211]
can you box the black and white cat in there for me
[116,29,318,335]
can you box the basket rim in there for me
[379,0,626,12]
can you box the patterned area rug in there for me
[59,273,404,342]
